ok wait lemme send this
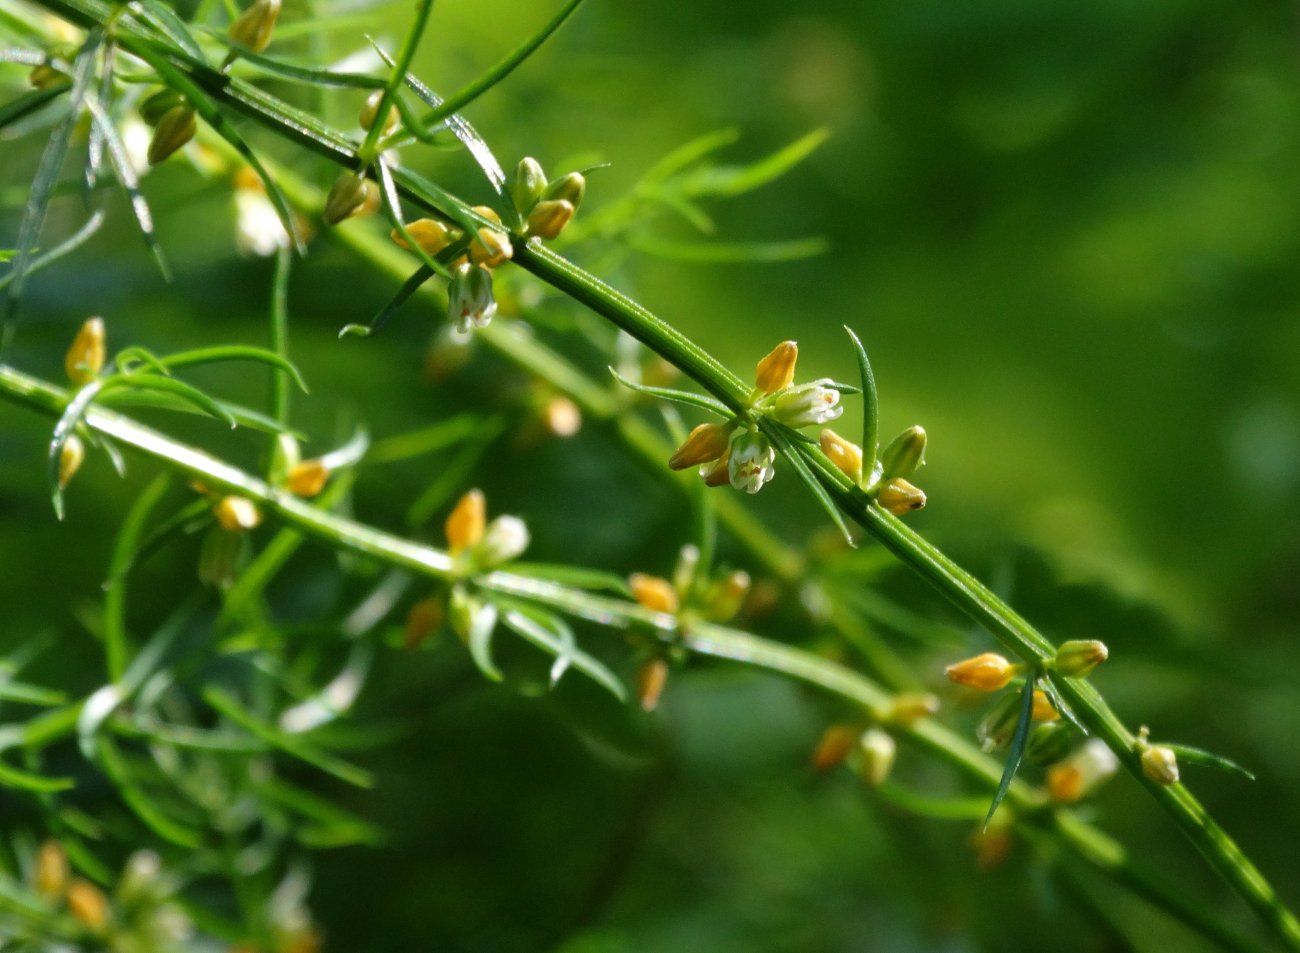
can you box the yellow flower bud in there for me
[819,429,863,484]
[879,425,926,482]
[876,478,926,516]
[285,459,329,497]
[1031,689,1059,721]
[214,495,261,532]
[35,840,68,899]
[636,657,669,712]
[511,156,547,216]
[702,450,732,487]
[1046,738,1119,803]
[858,727,896,788]
[445,489,486,555]
[945,652,1019,692]
[1140,744,1180,785]
[525,199,575,240]
[886,691,940,726]
[403,596,444,650]
[359,88,398,134]
[66,878,110,932]
[470,227,512,268]
[139,87,183,126]
[668,422,731,470]
[810,723,857,772]
[542,171,585,210]
[228,0,281,54]
[147,105,196,166]
[1053,639,1108,678]
[324,172,369,225]
[391,218,456,256]
[65,317,105,385]
[629,573,679,614]
[753,340,798,394]
[59,435,85,489]
[704,569,750,622]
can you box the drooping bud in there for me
[876,478,926,516]
[945,652,1019,692]
[1031,689,1059,721]
[35,840,68,899]
[753,340,798,394]
[886,691,940,726]
[403,596,444,650]
[65,317,105,385]
[636,657,669,712]
[975,692,1022,752]
[510,157,548,216]
[858,728,896,787]
[323,172,369,225]
[879,426,926,482]
[139,88,184,126]
[447,263,497,333]
[727,430,776,494]
[810,723,857,772]
[525,199,575,241]
[228,0,281,54]
[542,171,585,211]
[1053,639,1108,678]
[1046,737,1119,803]
[629,573,679,614]
[147,105,196,166]
[391,218,456,257]
[359,88,398,134]
[59,435,85,489]
[474,515,530,567]
[668,422,731,470]
[1140,744,1180,785]
[820,429,863,484]
[446,489,486,555]
[285,459,329,497]
[214,495,261,532]
[772,379,844,429]
[66,879,110,932]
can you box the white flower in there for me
[728,430,776,494]
[448,263,497,334]
[772,378,843,428]
[474,515,529,566]
[234,187,289,257]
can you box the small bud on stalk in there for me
[469,207,512,267]
[324,173,370,225]
[285,460,330,497]
[542,171,585,210]
[147,105,196,166]
[879,425,926,482]
[669,422,731,470]
[59,435,85,489]
[139,88,183,126]
[65,317,105,385]
[876,478,926,516]
[359,88,399,134]
[391,218,456,256]
[887,691,940,726]
[1046,737,1119,803]
[445,489,486,555]
[772,380,843,428]
[728,430,776,494]
[820,429,863,484]
[858,728,896,787]
[67,879,110,932]
[1053,639,1108,678]
[811,724,858,772]
[511,157,548,216]
[35,840,68,899]
[525,199,575,240]
[945,652,1019,692]
[214,496,261,532]
[753,340,798,395]
[636,657,669,712]
[404,596,444,650]
[629,573,678,614]
[227,0,281,58]
[474,515,530,568]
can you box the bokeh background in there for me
[3,0,1300,949]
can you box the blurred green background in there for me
[3,0,1300,949]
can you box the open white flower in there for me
[728,430,776,494]
[772,378,843,428]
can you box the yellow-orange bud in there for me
[819,429,863,483]
[228,0,281,54]
[35,840,68,899]
[636,657,669,712]
[359,88,399,134]
[59,435,85,489]
[66,879,110,932]
[65,317,105,385]
[146,105,197,166]
[669,422,730,470]
[629,573,679,614]
[324,173,369,225]
[1054,639,1108,678]
[1140,744,1180,785]
[525,199,575,240]
[214,495,261,532]
[285,459,329,497]
[1031,689,1059,721]
[876,478,926,516]
[887,691,940,726]
[810,723,857,772]
[470,227,512,268]
[753,340,798,394]
[702,451,732,487]
[945,652,1018,692]
[445,489,486,555]
[392,218,456,257]
[403,596,444,650]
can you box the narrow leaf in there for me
[0,210,104,293]
[131,0,206,60]
[109,373,238,428]
[341,263,435,339]
[1167,744,1256,782]
[158,344,310,393]
[844,325,878,481]
[376,156,451,279]
[609,367,732,417]
[0,758,74,793]
[764,421,854,546]
[104,474,171,682]
[501,608,626,702]
[679,127,829,199]
[629,235,829,264]
[985,675,1036,829]
[217,39,384,87]
[96,735,204,847]
[640,127,740,187]
[507,563,633,598]
[466,601,503,682]
[49,378,107,520]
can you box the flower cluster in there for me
[821,423,929,516]
[668,340,845,495]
